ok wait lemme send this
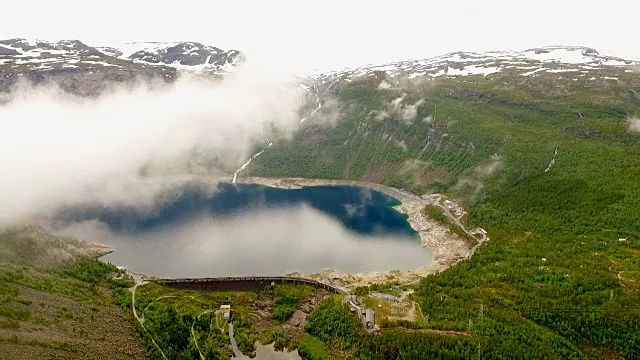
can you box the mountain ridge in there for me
[315,45,640,85]
[0,38,242,74]
[2,38,638,79]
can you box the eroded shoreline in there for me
[235,177,476,288]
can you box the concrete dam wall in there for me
[153,276,348,294]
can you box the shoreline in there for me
[97,176,481,289]
[235,176,473,288]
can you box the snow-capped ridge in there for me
[105,41,242,70]
[0,38,243,74]
[315,45,639,83]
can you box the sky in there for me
[1,0,638,72]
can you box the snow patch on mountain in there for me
[315,46,639,83]
[0,38,242,75]
[105,41,241,71]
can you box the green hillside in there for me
[0,227,145,359]
[248,70,640,358]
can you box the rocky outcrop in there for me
[0,225,112,266]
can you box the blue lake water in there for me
[53,183,431,277]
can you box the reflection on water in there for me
[51,184,432,277]
[253,343,301,360]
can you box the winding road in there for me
[428,194,489,258]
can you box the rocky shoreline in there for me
[235,177,471,288]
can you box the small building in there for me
[361,308,375,330]
[220,304,231,321]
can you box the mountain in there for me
[250,45,640,190]
[317,45,639,84]
[0,38,243,95]
[0,38,243,72]
[97,41,243,70]
[244,45,640,358]
[2,41,640,358]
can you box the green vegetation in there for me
[248,71,640,358]
[140,302,199,359]
[0,334,72,351]
[423,205,478,246]
[305,296,363,350]
[0,260,122,307]
[423,205,450,224]
[0,229,146,359]
[305,296,482,359]
[297,333,332,360]
[130,282,325,359]
[354,281,414,298]
[129,282,247,358]
[273,284,313,322]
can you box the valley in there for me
[1,37,639,359]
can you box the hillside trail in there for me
[191,309,213,360]
[128,273,168,360]
[190,322,206,360]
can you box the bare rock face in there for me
[288,310,308,327]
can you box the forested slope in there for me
[249,68,640,358]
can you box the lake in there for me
[52,182,431,277]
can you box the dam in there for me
[154,276,348,294]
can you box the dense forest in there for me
[247,70,640,358]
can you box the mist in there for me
[0,61,312,228]
[53,205,431,277]
[629,116,640,133]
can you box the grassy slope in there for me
[0,229,145,359]
[248,70,640,358]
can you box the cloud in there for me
[374,109,390,121]
[629,116,640,133]
[399,99,424,123]
[377,80,393,90]
[474,154,502,177]
[312,96,341,126]
[0,61,310,227]
[343,203,366,217]
[373,96,424,124]
[51,205,431,277]
[390,96,405,110]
